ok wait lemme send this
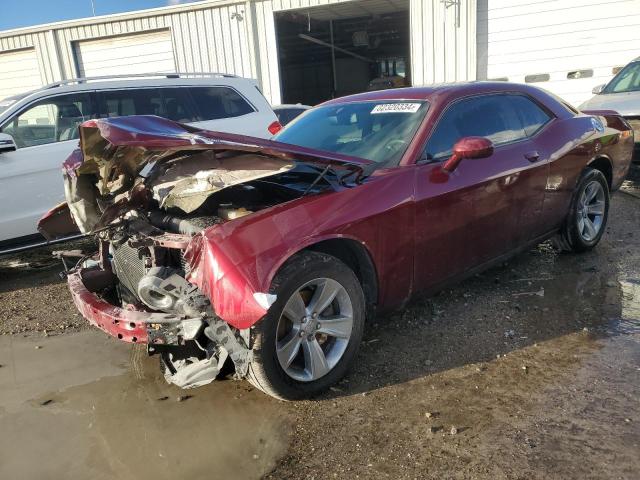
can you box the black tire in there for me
[552,168,610,253]
[247,251,365,400]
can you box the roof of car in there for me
[273,104,312,110]
[0,73,257,106]
[320,82,541,105]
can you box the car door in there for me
[0,92,96,242]
[412,93,550,291]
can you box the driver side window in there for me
[1,93,94,149]
[423,94,530,162]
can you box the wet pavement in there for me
[0,167,639,479]
[0,332,287,480]
[266,187,640,479]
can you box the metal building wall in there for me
[53,6,254,80]
[0,0,257,100]
[0,0,477,104]
[0,31,63,87]
[477,0,640,106]
[410,0,476,85]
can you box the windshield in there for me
[274,100,429,167]
[603,62,640,94]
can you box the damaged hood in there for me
[66,115,372,176]
[61,115,373,233]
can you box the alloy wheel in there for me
[275,277,354,382]
[577,180,606,242]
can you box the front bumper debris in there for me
[67,269,197,345]
[67,267,252,387]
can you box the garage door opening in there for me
[275,0,410,106]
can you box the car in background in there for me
[272,104,311,126]
[580,56,640,159]
[0,73,281,251]
[368,56,409,91]
[367,75,408,91]
[40,82,633,400]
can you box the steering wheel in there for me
[384,138,407,154]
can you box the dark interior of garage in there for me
[275,0,410,106]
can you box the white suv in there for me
[0,73,280,249]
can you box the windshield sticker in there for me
[371,103,421,114]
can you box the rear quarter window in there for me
[509,95,553,136]
[189,87,254,121]
[160,88,198,123]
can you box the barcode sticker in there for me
[371,103,421,114]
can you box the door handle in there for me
[524,151,540,162]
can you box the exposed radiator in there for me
[111,242,147,299]
[180,252,191,276]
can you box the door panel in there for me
[412,93,551,292]
[0,92,96,242]
[0,140,76,240]
[413,141,547,291]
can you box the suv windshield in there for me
[274,100,429,166]
[603,62,640,94]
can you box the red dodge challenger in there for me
[40,82,634,399]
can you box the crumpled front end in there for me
[41,115,366,389]
[183,234,271,330]
[66,244,253,389]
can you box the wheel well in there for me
[305,239,378,320]
[588,157,613,189]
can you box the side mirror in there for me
[442,137,494,173]
[0,132,16,153]
[592,84,605,95]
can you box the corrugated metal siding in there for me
[478,0,640,106]
[410,0,476,85]
[0,0,477,104]
[54,6,254,80]
[0,1,256,97]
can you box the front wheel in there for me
[247,251,365,400]
[553,168,609,252]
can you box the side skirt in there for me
[400,230,559,309]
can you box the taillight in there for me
[268,121,283,135]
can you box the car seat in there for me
[56,103,84,141]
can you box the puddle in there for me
[0,331,287,480]
[608,279,640,335]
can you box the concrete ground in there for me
[1,166,639,480]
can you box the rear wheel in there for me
[247,251,365,400]
[553,168,609,252]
